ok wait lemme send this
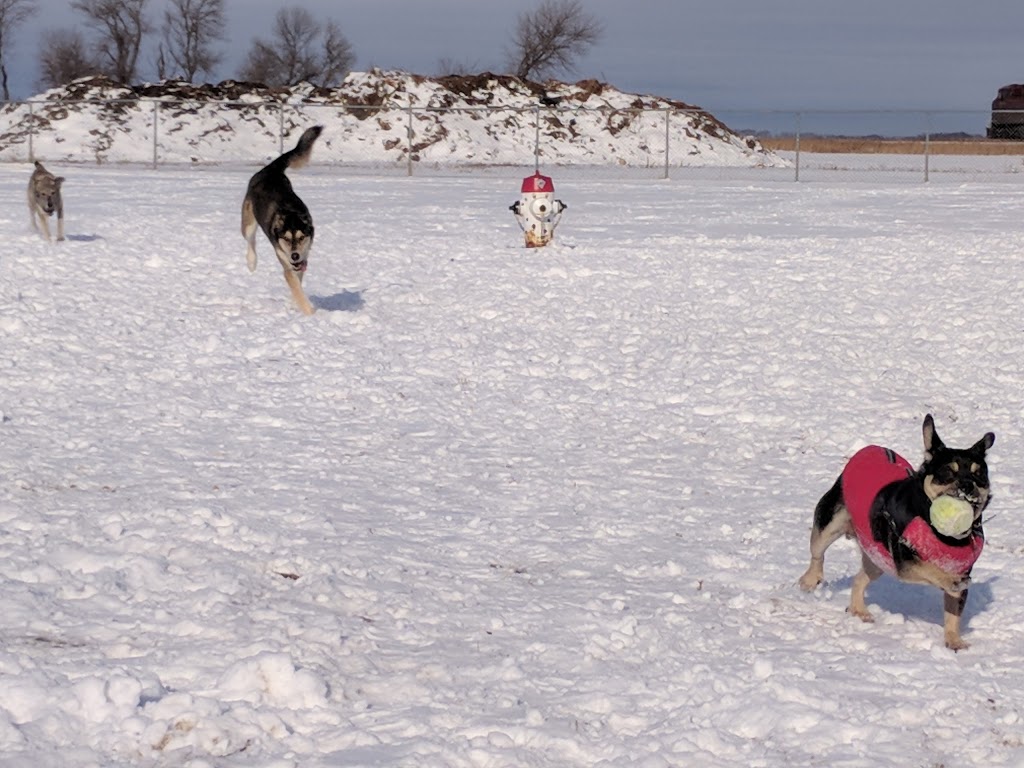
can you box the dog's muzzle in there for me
[290,252,307,272]
[948,489,984,518]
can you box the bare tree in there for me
[38,27,98,89]
[239,6,354,87]
[160,0,225,81]
[319,20,354,86]
[435,57,480,77]
[71,0,149,84]
[0,0,36,99]
[507,0,602,82]
[238,42,276,84]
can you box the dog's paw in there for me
[848,606,875,623]
[798,561,824,592]
[798,573,821,592]
[945,635,970,652]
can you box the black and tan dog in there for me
[28,161,65,242]
[241,126,323,315]
[799,415,995,650]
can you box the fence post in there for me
[923,113,931,183]
[794,112,801,182]
[279,103,285,154]
[28,101,34,162]
[664,108,671,179]
[407,102,414,176]
[152,100,159,169]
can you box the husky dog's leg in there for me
[55,187,65,242]
[241,198,258,272]
[28,194,52,241]
[37,208,52,242]
[799,476,849,590]
[283,267,315,315]
[27,187,40,234]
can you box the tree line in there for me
[0,0,602,100]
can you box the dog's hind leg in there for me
[283,267,315,316]
[799,476,850,591]
[241,198,258,272]
[849,551,883,621]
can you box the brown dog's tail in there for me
[271,126,324,172]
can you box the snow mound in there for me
[0,70,784,168]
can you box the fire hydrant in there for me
[510,171,566,248]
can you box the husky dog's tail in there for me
[272,125,324,172]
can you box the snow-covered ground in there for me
[1,160,1023,767]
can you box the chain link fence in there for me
[3,98,1024,183]
[723,108,1024,183]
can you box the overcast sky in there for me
[7,0,1024,134]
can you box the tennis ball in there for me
[929,496,974,538]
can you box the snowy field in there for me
[1,161,1024,767]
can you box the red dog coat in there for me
[842,445,983,577]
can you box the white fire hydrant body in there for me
[510,171,566,248]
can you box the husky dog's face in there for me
[921,415,995,521]
[33,174,64,216]
[271,211,313,272]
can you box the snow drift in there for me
[0,70,784,168]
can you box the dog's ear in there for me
[971,432,995,456]
[922,414,946,461]
[55,177,65,187]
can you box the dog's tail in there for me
[272,126,324,172]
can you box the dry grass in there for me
[760,137,1024,155]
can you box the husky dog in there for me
[799,415,995,650]
[241,126,324,315]
[28,161,65,242]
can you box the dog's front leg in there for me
[283,267,315,315]
[900,561,971,650]
[899,561,969,595]
[56,207,65,242]
[38,210,53,242]
[943,589,969,651]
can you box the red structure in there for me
[988,84,1024,139]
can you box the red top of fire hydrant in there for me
[521,172,554,193]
